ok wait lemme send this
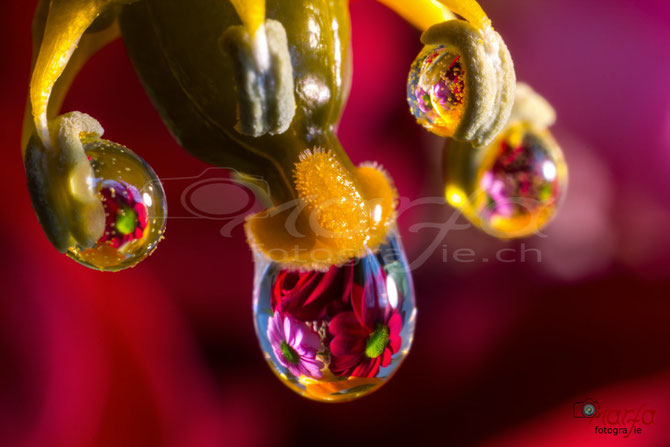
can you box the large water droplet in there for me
[407,45,466,137]
[253,231,416,402]
[444,123,567,238]
[67,139,167,271]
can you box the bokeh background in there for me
[2,0,670,446]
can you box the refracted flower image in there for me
[253,232,416,402]
[329,306,403,378]
[97,179,149,249]
[65,138,167,271]
[329,261,403,378]
[271,264,354,321]
[407,45,466,137]
[475,124,566,237]
[267,311,324,379]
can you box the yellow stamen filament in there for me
[30,0,105,148]
[29,0,131,150]
[229,0,266,35]
[376,0,456,30]
[376,0,490,31]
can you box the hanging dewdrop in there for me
[443,83,568,238]
[406,0,516,147]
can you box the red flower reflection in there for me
[271,264,354,321]
[97,180,148,248]
[328,279,403,378]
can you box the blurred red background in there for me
[2,0,670,446]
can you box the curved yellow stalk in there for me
[30,1,106,148]
[29,0,132,150]
[22,1,121,154]
[376,0,489,31]
[376,0,456,30]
